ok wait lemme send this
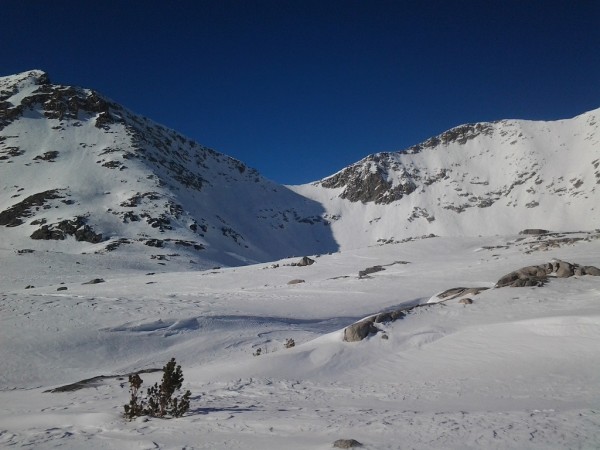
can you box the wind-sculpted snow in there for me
[1,234,600,448]
[2,70,600,447]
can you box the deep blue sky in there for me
[2,1,599,184]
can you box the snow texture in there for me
[1,70,600,449]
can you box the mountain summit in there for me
[0,70,337,268]
[293,106,600,248]
[1,70,599,266]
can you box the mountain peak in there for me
[0,71,339,267]
[1,70,599,265]
[0,69,49,90]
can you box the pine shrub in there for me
[123,358,192,420]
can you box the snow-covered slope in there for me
[2,70,600,449]
[2,70,599,264]
[294,108,600,249]
[1,232,600,448]
[0,70,337,268]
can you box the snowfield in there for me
[2,71,600,448]
[2,233,600,449]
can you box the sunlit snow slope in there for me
[1,69,599,264]
[1,70,600,449]
[0,70,337,268]
[294,107,600,249]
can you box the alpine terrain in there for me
[1,70,599,449]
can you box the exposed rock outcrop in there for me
[287,256,315,267]
[495,264,550,288]
[495,260,600,288]
[345,259,600,342]
[333,439,363,448]
[436,287,489,300]
[358,265,385,278]
[30,216,103,243]
[0,190,64,227]
[320,153,417,204]
[343,309,407,342]
[519,228,549,235]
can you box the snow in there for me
[2,71,600,448]
[291,107,600,250]
[2,234,600,449]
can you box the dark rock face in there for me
[1,74,117,133]
[0,190,64,227]
[405,122,494,154]
[30,216,103,243]
[319,122,495,204]
[321,154,417,204]
[33,151,59,162]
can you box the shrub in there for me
[124,358,192,420]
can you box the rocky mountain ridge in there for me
[294,105,599,248]
[0,70,337,268]
[1,70,599,266]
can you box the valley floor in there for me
[1,233,600,449]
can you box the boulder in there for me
[333,439,363,448]
[287,279,305,285]
[519,229,549,235]
[374,310,405,323]
[343,318,377,342]
[511,277,545,287]
[458,298,473,305]
[551,260,574,278]
[496,260,600,287]
[82,278,105,285]
[295,256,315,266]
[496,264,549,288]
[344,306,410,341]
[358,265,385,278]
[583,266,600,276]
